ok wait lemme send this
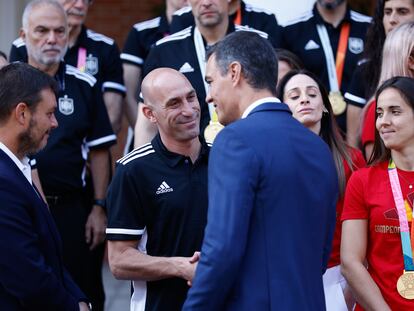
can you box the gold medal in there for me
[329,91,347,116]
[397,271,414,300]
[204,120,224,144]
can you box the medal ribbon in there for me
[194,27,217,121]
[316,22,350,92]
[77,47,87,72]
[388,159,414,271]
[234,6,242,25]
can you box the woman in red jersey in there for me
[361,21,414,160]
[342,76,414,310]
[278,69,365,311]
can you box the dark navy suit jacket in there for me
[0,149,86,310]
[184,102,338,310]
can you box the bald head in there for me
[141,68,201,142]
[142,68,193,107]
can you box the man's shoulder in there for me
[243,2,274,16]
[283,9,314,28]
[234,25,269,39]
[155,26,193,46]
[349,10,372,25]
[85,28,115,46]
[172,6,192,17]
[12,37,26,48]
[133,16,163,32]
[116,143,157,168]
[65,64,97,87]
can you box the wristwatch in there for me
[93,198,106,211]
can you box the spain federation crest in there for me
[348,37,364,54]
[85,54,98,75]
[58,95,74,115]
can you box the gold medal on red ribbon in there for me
[329,91,347,116]
[397,271,414,300]
[204,120,224,144]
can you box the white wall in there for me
[245,0,316,25]
[0,0,30,58]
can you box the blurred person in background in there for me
[346,0,414,148]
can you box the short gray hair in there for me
[206,31,278,96]
[22,0,66,31]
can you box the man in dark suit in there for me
[0,62,90,310]
[183,31,338,310]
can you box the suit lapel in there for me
[0,150,63,252]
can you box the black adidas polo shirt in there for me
[106,133,209,311]
[9,26,125,95]
[143,24,268,134]
[280,4,371,132]
[170,1,281,46]
[34,62,116,195]
[121,14,170,68]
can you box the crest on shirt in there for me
[348,37,364,54]
[85,54,98,75]
[58,95,74,115]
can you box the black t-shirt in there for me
[170,1,281,47]
[9,26,125,95]
[143,24,269,135]
[280,4,371,132]
[344,59,370,107]
[34,62,116,194]
[121,14,170,68]
[106,134,209,311]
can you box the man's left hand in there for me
[85,205,107,250]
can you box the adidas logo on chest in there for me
[156,181,174,195]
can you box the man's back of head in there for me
[204,31,278,125]
[207,31,278,96]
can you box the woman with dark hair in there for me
[278,69,365,311]
[341,76,414,310]
[274,48,303,87]
[361,21,414,161]
[346,0,414,147]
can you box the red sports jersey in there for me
[342,161,414,310]
[328,148,366,268]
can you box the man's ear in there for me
[14,102,31,126]
[229,61,242,87]
[141,104,157,124]
[408,55,414,72]
[19,28,26,41]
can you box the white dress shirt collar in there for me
[241,97,281,119]
[0,141,32,184]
